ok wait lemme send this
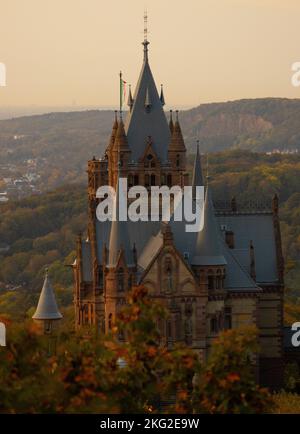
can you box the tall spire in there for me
[124,13,170,163]
[192,140,204,194]
[32,269,62,320]
[108,174,134,268]
[192,187,226,266]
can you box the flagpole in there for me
[119,70,122,119]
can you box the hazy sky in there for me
[1,0,300,107]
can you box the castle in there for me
[72,33,284,388]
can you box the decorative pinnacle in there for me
[142,10,150,61]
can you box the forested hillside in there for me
[1,98,300,192]
[0,150,299,323]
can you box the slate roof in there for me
[216,213,278,284]
[192,187,227,266]
[32,272,62,320]
[124,41,170,163]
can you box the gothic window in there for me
[99,267,103,288]
[134,174,139,185]
[145,174,150,188]
[150,174,156,186]
[224,307,232,330]
[216,269,222,290]
[108,313,112,330]
[208,272,215,290]
[128,174,134,188]
[164,257,173,293]
[167,320,172,341]
[128,274,132,289]
[176,154,180,167]
[167,174,172,187]
[117,268,124,292]
[210,317,218,334]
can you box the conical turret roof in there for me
[192,142,204,192]
[32,271,62,320]
[192,187,226,266]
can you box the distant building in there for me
[73,33,284,388]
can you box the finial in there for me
[45,267,49,277]
[170,109,173,120]
[176,110,179,121]
[142,11,150,61]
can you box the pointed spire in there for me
[32,269,62,320]
[192,187,226,266]
[107,175,134,268]
[124,16,170,163]
[106,111,118,154]
[127,85,134,110]
[169,110,186,151]
[169,110,174,133]
[145,87,152,110]
[160,84,165,106]
[114,117,129,151]
[192,141,204,195]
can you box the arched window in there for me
[210,317,218,333]
[216,269,222,289]
[167,174,172,187]
[108,313,112,330]
[117,268,124,292]
[150,174,156,186]
[128,173,134,188]
[208,270,214,290]
[134,174,139,185]
[145,174,150,188]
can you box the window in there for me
[183,252,189,261]
[150,174,156,186]
[117,268,124,292]
[225,307,232,330]
[167,174,172,187]
[134,174,139,185]
[176,154,180,167]
[210,317,218,334]
[208,273,214,290]
[216,270,222,290]
[145,174,150,188]
[108,313,112,330]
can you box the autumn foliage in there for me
[0,286,274,414]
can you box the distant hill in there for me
[1,98,300,190]
[180,98,300,152]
